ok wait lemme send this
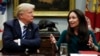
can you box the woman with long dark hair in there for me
[50,9,100,53]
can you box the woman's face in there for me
[69,12,79,28]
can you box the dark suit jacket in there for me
[2,19,41,53]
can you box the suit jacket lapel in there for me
[26,23,33,39]
[14,19,22,38]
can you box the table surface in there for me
[0,50,100,56]
[79,50,100,55]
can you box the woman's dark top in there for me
[57,30,100,53]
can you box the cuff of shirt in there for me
[17,39,21,46]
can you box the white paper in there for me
[70,53,97,56]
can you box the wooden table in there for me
[1,50,99,56]
[39,30,60,56]
[0,51,60,56]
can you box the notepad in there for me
[70,53,97,56]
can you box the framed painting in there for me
[13,0,75,17]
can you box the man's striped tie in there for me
[22,26,27,39]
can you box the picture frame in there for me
[13,0,75,17]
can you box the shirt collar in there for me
[18,19,25,28]
[18,19,26,33]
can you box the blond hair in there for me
[15,3,35,17]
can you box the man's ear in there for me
[19,14,23,18]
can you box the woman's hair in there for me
[15,3,35,17]
[67,9,89,44]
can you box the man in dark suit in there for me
[2,3,41,53]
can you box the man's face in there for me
[20,8,34,24]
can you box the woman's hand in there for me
[50,34,57,44]
[87,35,98,51]
[87,35,94,48]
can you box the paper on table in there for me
[70,53,97,56]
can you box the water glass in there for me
[60,43,68,56]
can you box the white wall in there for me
[75,0,86,13]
